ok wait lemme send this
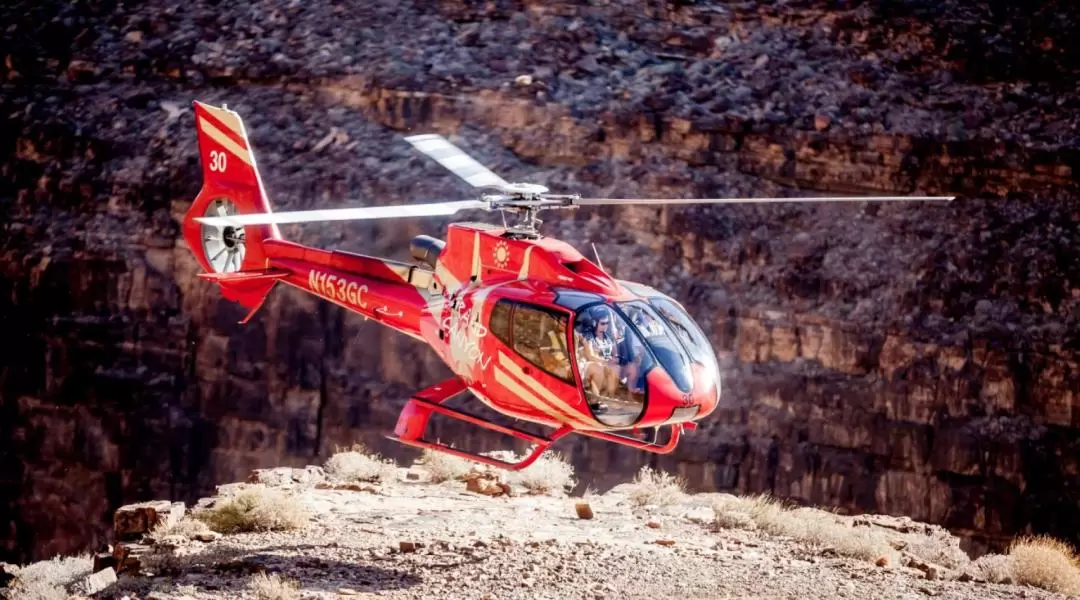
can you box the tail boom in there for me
[263,239,437,340]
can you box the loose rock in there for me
[113,501,185,540]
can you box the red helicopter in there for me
[183,101,954,470]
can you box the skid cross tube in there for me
[578,423,683,454]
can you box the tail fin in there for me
[181,101,286,316]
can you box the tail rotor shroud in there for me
[202,198,247,273]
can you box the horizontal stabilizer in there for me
[197,269,291,283]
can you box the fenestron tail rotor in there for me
[194,130,955,231]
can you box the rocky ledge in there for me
[3,448,1078,600]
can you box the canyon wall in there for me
[1,0,1077,563]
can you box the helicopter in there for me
[184,101,954,470]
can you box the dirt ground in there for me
[46,456,1072,600]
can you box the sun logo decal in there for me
[493,240,510,269]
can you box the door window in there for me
[487,299,573,384]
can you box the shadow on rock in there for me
[106,543,423,598]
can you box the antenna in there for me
[591,242,605,272]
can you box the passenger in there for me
[576,311,621,399]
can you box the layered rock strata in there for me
[1,0,1077,563]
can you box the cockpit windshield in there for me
[570,296,720,426]
[645,296,720,386]
[614,300,694,393]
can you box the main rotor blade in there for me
[572,195,955,206]
[404,133,511,190]
[195,200,488,227]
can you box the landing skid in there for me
[388,378,686,471]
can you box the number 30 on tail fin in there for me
[181,101,284,310]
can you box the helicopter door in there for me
[486,299,582,426]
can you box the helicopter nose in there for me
[691,362,720,419]
[641,362,720,426]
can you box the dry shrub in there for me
[147,516,215,544]
[506,453,577,495]
[420,448,577,495]
[712,509,755,530]
[175,584,199,597]
[799,512,897,564]
[194,485,310,534]
[711,494,896,565]
[7,554,93,600]
[324,444,397,484]
[627,465,686,507]
[418,448,475,483]
[904,530,971,570]
[249,572,301,600]
[1007,535,1080,596]
[711,493,786,532]
[971,553,1014,584]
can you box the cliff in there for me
[1,0,1078,565]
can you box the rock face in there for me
[2,0,1079,564]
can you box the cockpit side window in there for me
[572,303,650,427]
[489,300,512,346]
[487,299,573,384]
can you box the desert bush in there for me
[146,516,215,544]
[324,443,398,484]
[418,448,475,483]
[6,554,93,600]
[799,512,897,563]
[506,453,577,495]
[904,531,971,570]
[249,573,301,600]
[970,553,1013,584]
[711,493,786,532]
[1007,535,1080,596]
[627,465,686,507]
[194,485,310,534]
[711,494,896,565]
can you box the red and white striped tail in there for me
[181,101,284,310]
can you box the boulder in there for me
[114,501,186,540]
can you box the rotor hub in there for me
[222,226,240,248]
[499,182,550,197]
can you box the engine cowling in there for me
[410,235,445,269]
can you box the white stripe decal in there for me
[200,117,253,166]
[471,231,481,281]
[497,351,599,428]
[435,262,462,292]
[202,104,245,137]
[518,246,533,280]
[494,366,587,427]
